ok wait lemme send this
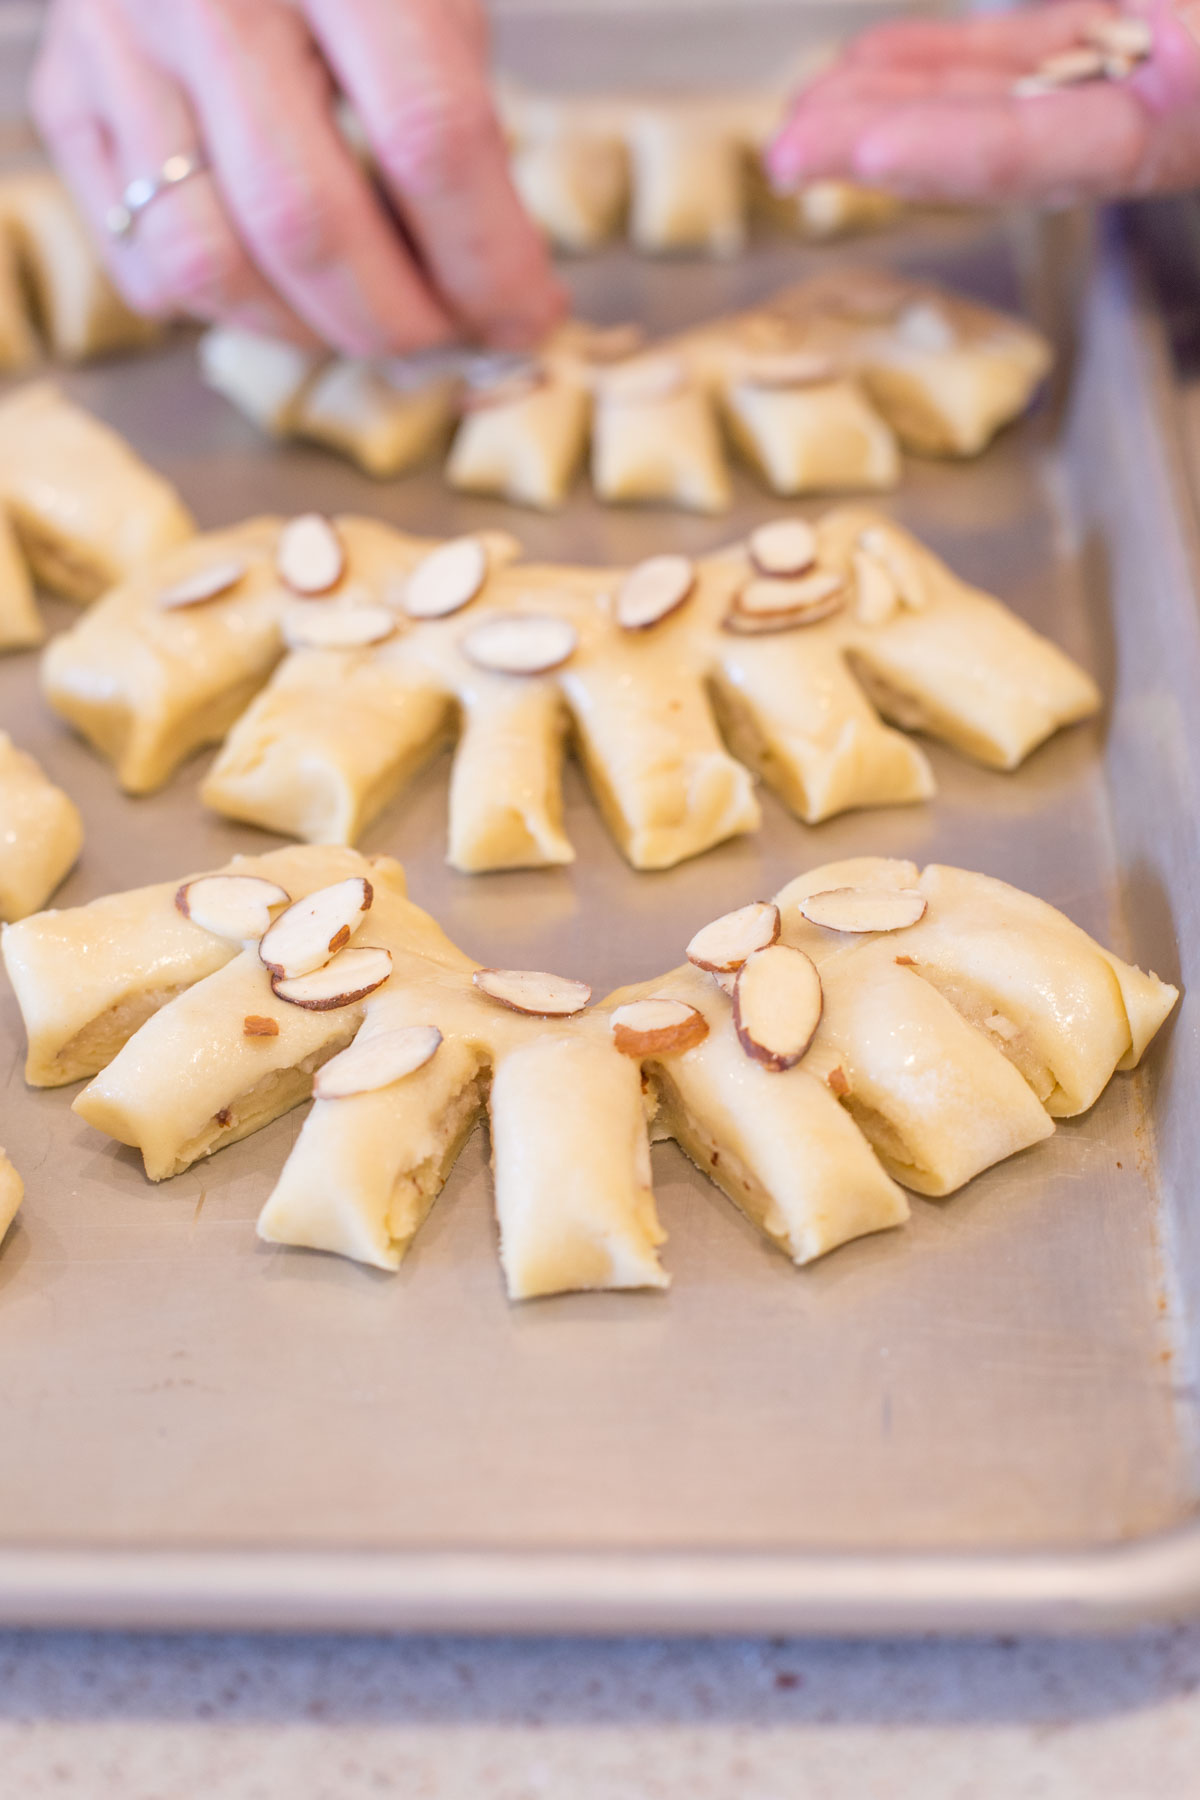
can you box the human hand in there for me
[31,0,567,354]
[768,1,1200,207]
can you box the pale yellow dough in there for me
[0,171,159,363]
[202,272,1051,510]
[0,732,83,923]
[0,1148,21,1249]
[46,508,1098,870]
[0,383,194,612]
[5,851,1176,1299]
[499,86,901,257]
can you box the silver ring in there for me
[105,150,209,241]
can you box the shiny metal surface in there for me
[1,206,1198,1630]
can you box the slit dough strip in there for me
[46,506,1097,872]
[201,269,1051,511]
[3,851,1176,1299]
[0,733,83,924]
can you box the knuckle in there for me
[147,220,244,317]
[379,88,497,196]
[236,178,340,275]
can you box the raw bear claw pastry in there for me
[199,269,1051,505]
[0,382,194,648]
[43,507,1099,871]
[500,85,902,257]
[2,852,1176,1300]
[0,732,83,922]
[0,170,159,370]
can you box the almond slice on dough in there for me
[857,528,928,610]
[277,513,345,596]
[462,613,577,676]
[799,886,927,933]
[158,558,249,611]
[462,365,544,412]
[601,356,688,406]
[725,569,844,634]
[611,997,708,1058]
[175,874,292,942]
[282,601,396,651]
[472,967,592,1016]
[686,900,780,974]
[852,548,899,626]
[733,943,823,1072]
[401,537,488,619]
[748,520,817,579]
[895,300,958,354]
[272,944,392,1010]
[579,323,646,365]
[730,350,839,390]
[614,554,695,631]
[258,875,374,979]
[313,1024,443,1099]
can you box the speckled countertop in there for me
[6,1626,1200,1798]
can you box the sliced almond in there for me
[798,886,927,934]
[158,558,248,611]
[258,876,374,980]
[748,520,818,579]
[733,944,823,1073]
[402,537,488,620]
[175,874,291,942]
[614,554,695,631]
[273,944,392,1011]
[611,997,708,1058]
[472,968,592,1016]
[853,548,899,627]
[857,528,928,610]
[462,613,577,676]
[725,569,844,634]
[686,900,780,974]
[895,301,958,354]
[1086,15,1152,59]
[713,969,738,999]
[313,1024,443,1099]
[462,365,544,412]
[282,601,396,651]
[578,323,647,364]
[601,356,688,406]
[731,350,839,390]
[1034,45,1105,84]
[244,1015,279,1038]
[277,514,345,596]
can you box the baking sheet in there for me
[2,192,1200,1627]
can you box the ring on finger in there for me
[106,149,209,241]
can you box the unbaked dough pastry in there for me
[202,273,1051,510]
[0,383,194,624]
[0,170,159,364]
[43,517,519,797]
[45,507,1099,870]
[0,732,83,923]
[0,1149,20,1249]
[499,86,904,256]
[4,852,1175,1298]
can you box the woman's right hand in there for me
[31,0,567,355]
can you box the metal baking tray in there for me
[1,0,1199,1626]
[1,207,1198,1635]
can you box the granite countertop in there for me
[5,1625,1200,1797]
